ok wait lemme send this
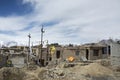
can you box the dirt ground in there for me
[0,59,119,80]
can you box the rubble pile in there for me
[38,62,117,80]
[38,68,65,80]
[0,61,119,80]
[94,59,111,67]
[0,67,25,80]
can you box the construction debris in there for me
[0,59,119,80]
[0,67,25,80]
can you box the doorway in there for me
[86,49,89,60]
[56,50,60,59]
[39,59,45,67]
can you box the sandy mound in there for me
[0,63,118,80]
[0,67,25,80]
[78,63,113,76]
[66,63,116,80]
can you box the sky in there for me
[0,0,120,45]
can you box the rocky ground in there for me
[0,59,120,80]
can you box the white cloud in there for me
[0,16,31,31]
[0,0,120,45]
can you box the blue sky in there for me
[0,0,32,16]
[0,0,120,45]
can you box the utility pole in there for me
[46,40,49,65]
[39,26,45,66]
[27,33,31,67]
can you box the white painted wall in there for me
[10,57,25,68]
[111,42,120,56]
[110,42,120,67]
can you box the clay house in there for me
[62,46,80,62]
[9,46,27,68]
[31,45,49,66]
[10,46,28,54]
[47,44,63,65]
[98,39,112,57]
[79,43,107,60]
[30,44,63,66]
[31,44,80,65]
[48,44,81,63]
[0,48,10,55]
[32,45,40,56]
[0,46,28,68]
